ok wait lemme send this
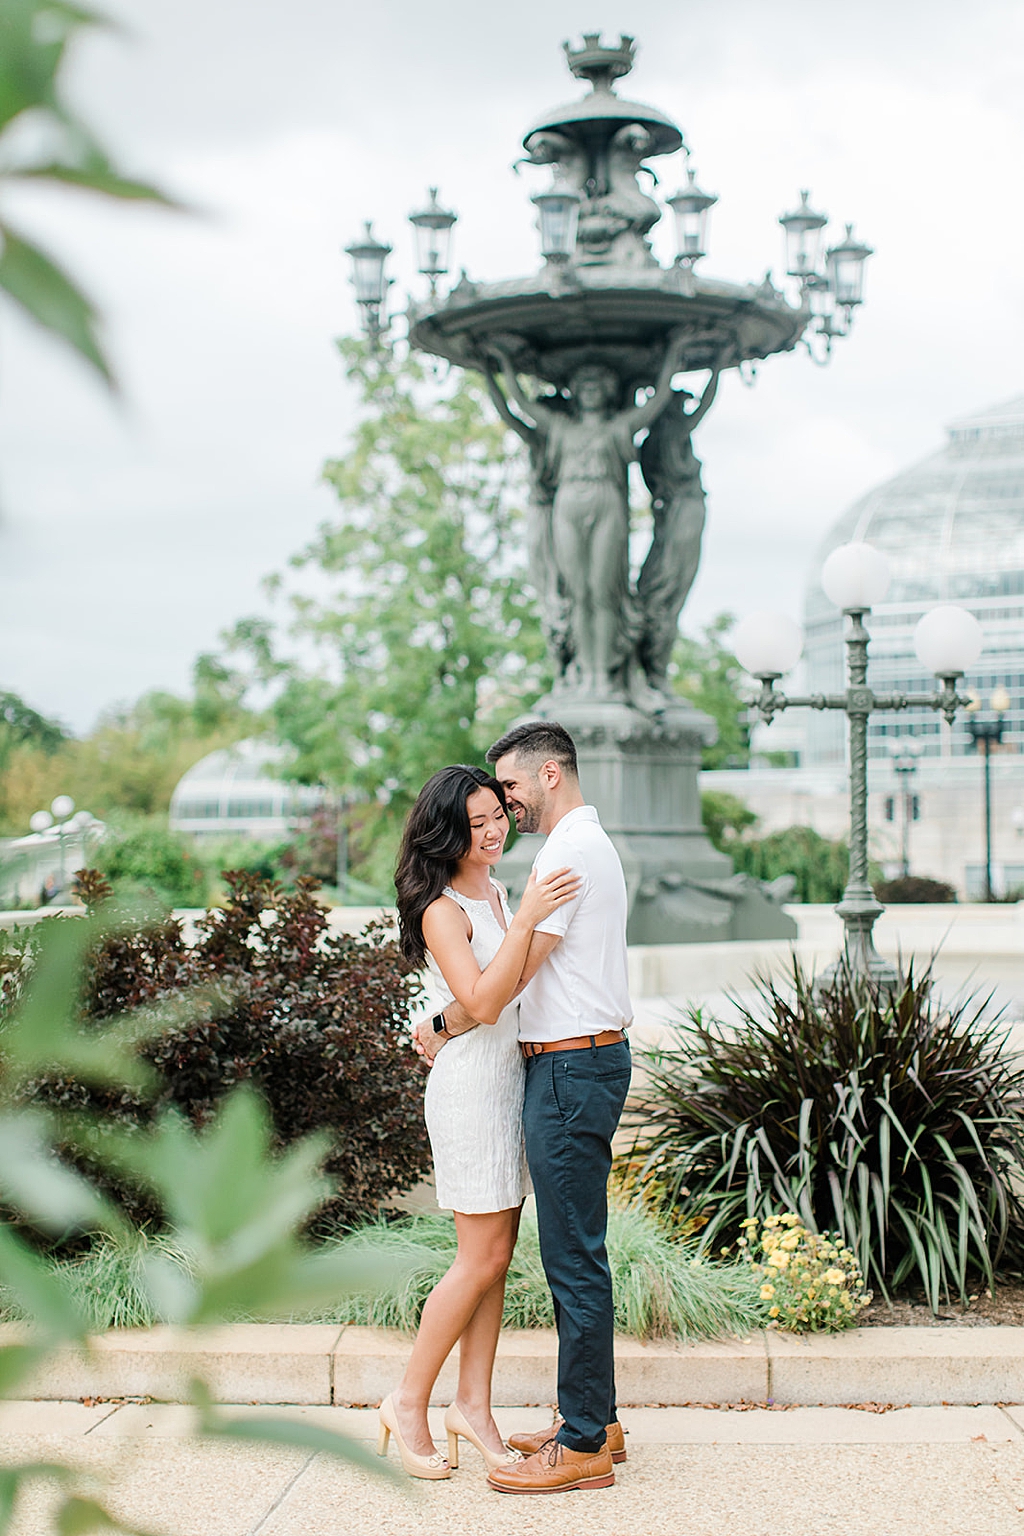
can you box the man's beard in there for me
[512,800,542,834]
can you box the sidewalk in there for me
[5,1399,1024,1535]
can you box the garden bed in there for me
[860,1279,1024,1328]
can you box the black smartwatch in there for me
[431,1012,448,1036]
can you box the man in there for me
[416,720,632,1494]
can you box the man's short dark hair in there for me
[486,720,579,778]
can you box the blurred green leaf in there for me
[0,916,167,1093]
[0,1110,127,1237]
[0,1463,72,1536]
[9,161,178,206]
[202,1411,398,1482]
[54,1494,155,1535]
[122,1090,330,1248]
[89,1090,407,1323]
[0,0,97,130]
[0,1224,87,1341]
[0,1342,51,1398]
[0,221,111,383]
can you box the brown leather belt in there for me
[521,1030,626,1059]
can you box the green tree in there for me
[671,614,750,768]
[91,816,208,909]
[0,661,258,837]
[701,789,757,852]
[228,339,549,891]
[732,825,849,904]
[0,0,175,382]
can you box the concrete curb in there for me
[5,1323,1024,1408]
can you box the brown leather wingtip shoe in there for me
[507,1417,627,1464]
[487,1439,615,1494]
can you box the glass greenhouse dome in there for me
[169,739,325,840]
[804,394,1024,766]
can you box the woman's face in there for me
[461,786,509,869]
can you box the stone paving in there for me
[5,1401,1024,1535]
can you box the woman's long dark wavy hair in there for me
[395,764,508,967]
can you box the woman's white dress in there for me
[423,883,531,1214]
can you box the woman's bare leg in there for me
[453,1204,523,1453]
[389,1206,519,1457]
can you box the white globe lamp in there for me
[732,611,804,679]
[50,794,75,820]
[913,605,983,678]
[821,542,891,611]
[29,810,53,833]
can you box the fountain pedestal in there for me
[497,697,796,945]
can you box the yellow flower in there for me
[769,1305,780,1317]
[781,1213,801,1226]
[781,1233,799,1250]
[768,1251,790,1270]
[760,1284,775,1300]
[824,1268,846,1286]
[739,1217,758,1229]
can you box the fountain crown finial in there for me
[562,31,636,91]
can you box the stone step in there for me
[5,1323,1024,1408]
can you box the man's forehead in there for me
[494,750,549,783]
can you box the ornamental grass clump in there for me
[739,1213,870,1332]
[623,957,1024,1310]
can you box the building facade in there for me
[709,395,1024,898]
[168,739,325,841]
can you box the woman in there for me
[378,764,579,1480]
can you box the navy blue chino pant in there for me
[522,1038,632,1455]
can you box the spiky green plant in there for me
[623,957,1024,1310]
[321,1207,764,1340]
[1,1207,767,1342]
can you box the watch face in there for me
[432,1013,446,1033]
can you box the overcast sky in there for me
[1,0,1021,733]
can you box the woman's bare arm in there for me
[420,869,578,1027]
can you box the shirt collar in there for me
[548,804,599,835]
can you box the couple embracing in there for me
[377,720,632,1495]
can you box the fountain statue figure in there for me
[482,336,722,706]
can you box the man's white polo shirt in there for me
[517,804,632,1043]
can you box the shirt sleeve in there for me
[530,836,589,937]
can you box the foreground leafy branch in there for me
[0,0,178,382]
[0,911,404,1533]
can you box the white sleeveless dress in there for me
[422,883,531,1213]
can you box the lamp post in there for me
[408,187,458,299]
[734,544,984,984]
[29,794,77,898]
[888,737,921,879]
[335,791,351,905]
[966,686,1011,901]
[343,222,393,346]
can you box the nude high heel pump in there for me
[444,1402,523,1471]
[377,1394,450,1480]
